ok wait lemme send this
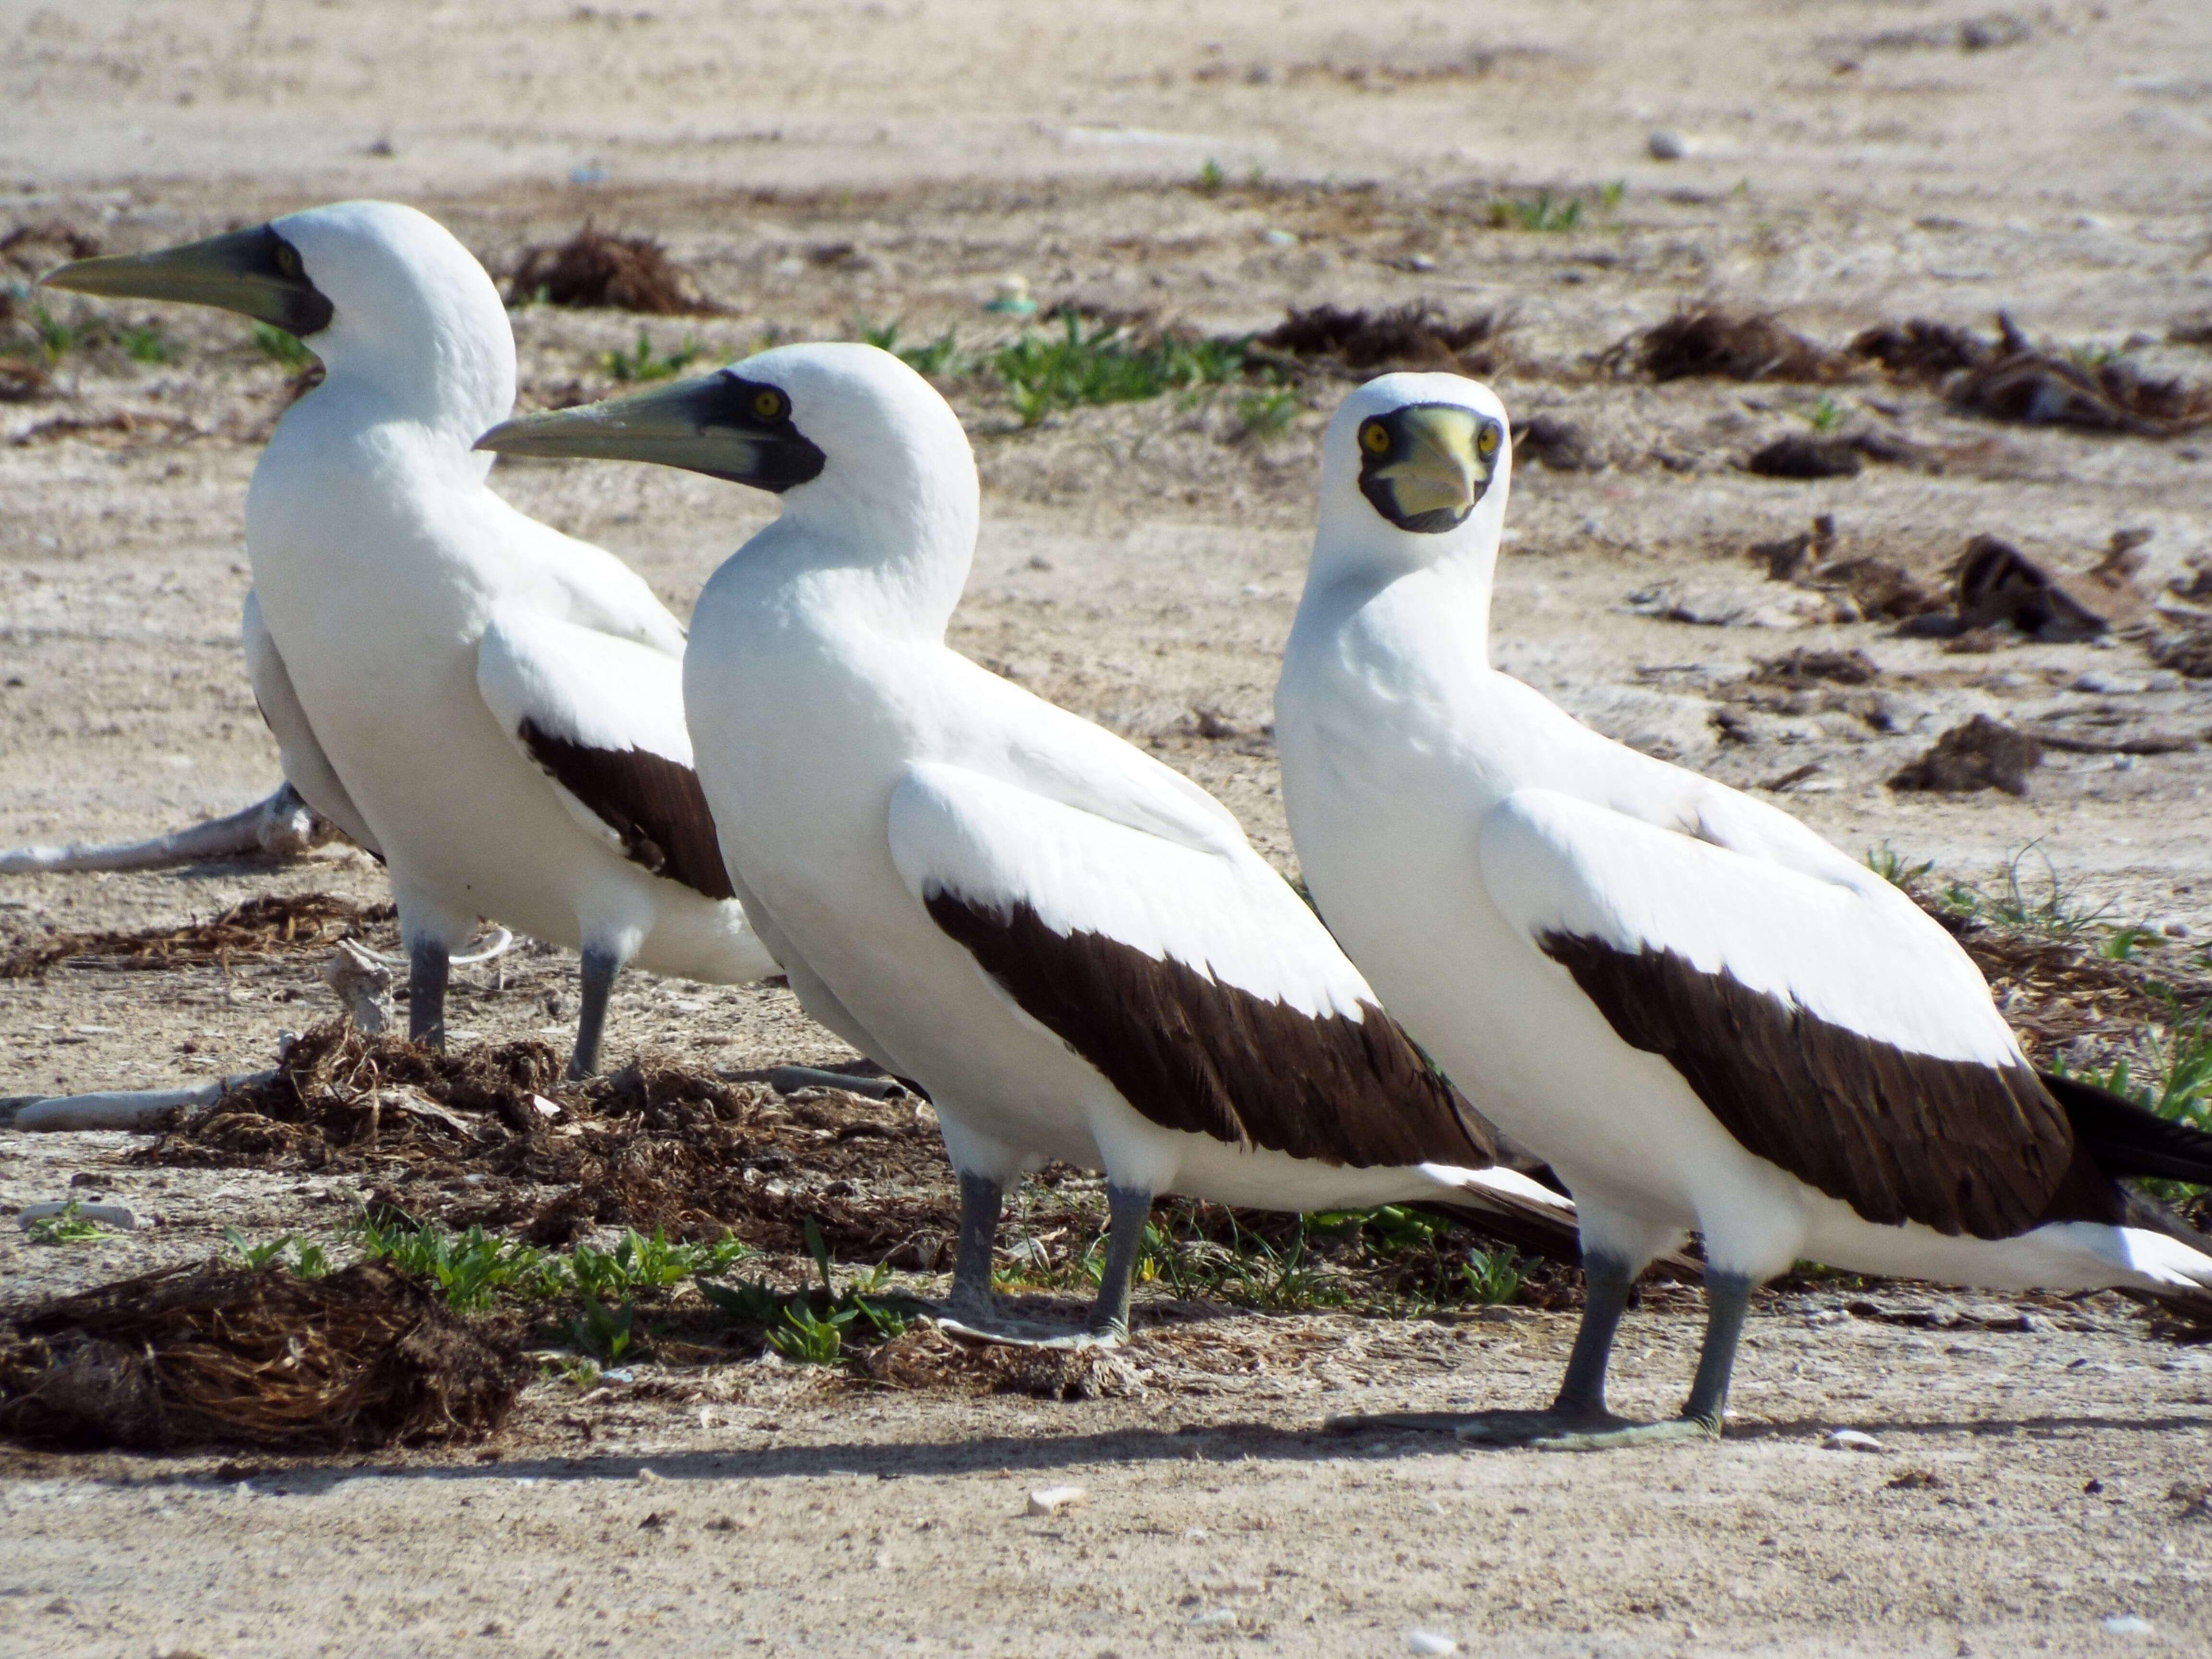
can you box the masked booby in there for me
[1273,373,2212,1447]
[477,344,1579,1342]
[43,202,778,1076]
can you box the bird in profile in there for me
[1273,371,2212,1448]
[478,344,1580,1343]
[43,201,777,1076]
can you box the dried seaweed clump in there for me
[1888,715,2041,797]
[1951,315,2212,437]
[1850,318,1994,383]
[0,1262,522,1450]
[508,226,720,315]
[2,891,381,979]
[1623,309,1851,383]
[864,1323,1141,1400]
[1255,303,1506,374]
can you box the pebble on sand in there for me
[1824,1428,1885,1453]
[1647,129,1689,160]
[1407,1632,1459,1656]
[1026,1485,1087,1516]
[2101,1614,2153,1635]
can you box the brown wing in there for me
[517,719,734,901]
[925,892,1496,1169]
[1539,931,2117,1239]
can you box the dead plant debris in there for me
[1902,534,2148,643]
[1747,433,1863,479]
[1752,648,1881,688]
[1888,714,2042,798]
[1952,314,2212,437]
[1849,319,1993,382]
[1619,309,1851,384]
[507,225,720,315]
[1,892,390,979]
[864,1324,1142,1400]
[1254,303,1506,375]
[0,1262,522,1451]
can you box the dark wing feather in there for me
[517,719,733,901]
[1539,932,2116,1238]
[926,892,1496,1169]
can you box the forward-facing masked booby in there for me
[478,344,1578,1341]
[44,202,777,1075]
[1274,372,2212,1447]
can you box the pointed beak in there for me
[476,371,827,492]
[1371,405,1489,517]
[42,224,333,337]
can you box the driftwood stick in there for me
[0,782,338,875]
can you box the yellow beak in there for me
[1372,405,1488,517]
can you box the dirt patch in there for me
[0,1261,521,1450]
[506,224,720,315]
[1889,714,2043,797]
[1952,314,2212,437]
[1253,302,1506,375]
[1,891,385,979]
[1617,308,1851,383]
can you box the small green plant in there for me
[1233,387,1298,442]
[1195,158,1227,193]
[992,314,1260,426]
[858,319,968,377]
[2102,925,2166,963]
[568,1293,636,1363]
[223,1226,298,1269]
[1457,1246,1529,1306]
[602,329,699,383]
[548,1355,602,1388]
[767,1301,856,1364]
[252,322,313,370]
[1489,191,1583,233]
[562,1227,746,1300]
[1937,844,2111,939]
[1803,393,1846,433]
[120,323,178,364]
[24,1200,109,1246]
[1865,842,1934,890]
[1598,180,1627,211]
[350,1211,551,1311]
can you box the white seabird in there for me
[1273,372,2212,1446]
[43,202,778,1075]
[477,343,1580,1341]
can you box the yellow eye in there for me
[753,388,785,421]
[1359,419,1391,455]
[1477,422,1500,456]
[275,241,300,278]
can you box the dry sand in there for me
[5,2,2212,1653]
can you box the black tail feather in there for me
[2042,1070,2212,1186]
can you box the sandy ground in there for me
[6,1,2212,1653]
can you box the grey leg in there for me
[1680,1269,1753,1431]
[1493,1266,1755,1453]
[408,938,449,1050]
[1085,1184,1154,1339]
[566,946,622,1080]
[947,1170,1004,1324]
[1551,1252,1635,1415]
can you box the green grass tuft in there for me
[601,328,699,383]
[992,313,1259,426]
[24,1200,110,1246]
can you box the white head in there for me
[44,199,514,444]
[1308,372,1514,593]
[477,342,981,626]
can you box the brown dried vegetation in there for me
[507,225,720,315]
[1253,302,1507,375]
[1889,714,2042,798]
[0,1262,522,1451]
[2,892,385,979]
[1620,309,1852,384]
